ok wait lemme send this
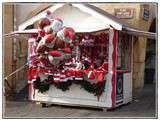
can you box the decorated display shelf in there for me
[19,4,137,110]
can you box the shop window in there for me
[117,32,132,71]
[77,31,109,69]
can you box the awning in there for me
[122,26,156,39]
[4,29,38,37]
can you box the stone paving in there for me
[3,84,157,118]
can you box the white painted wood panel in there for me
[32,83,110,108]
[123,73,132,104]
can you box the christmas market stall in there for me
[6,3,156,110]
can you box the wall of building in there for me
[3,4,13,90]
[3,4,50,92]
[3,3,48,92]
[15,3,50,27]
[13,4,38,91]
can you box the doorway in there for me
[144,18,156,84]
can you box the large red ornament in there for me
[53,38,66,49]
[36,34,56,53]
[63,27,75,40]
[60,48,72,54]
[48,51,62,58]
[44,34,55,44]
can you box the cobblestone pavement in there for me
[3,84,157,118]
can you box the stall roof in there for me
[7,3,156,39]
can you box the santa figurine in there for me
[40,10,63,33]
[37,16,51,43]
[36,34,56,54]
[57,27,75,44]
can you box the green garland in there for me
[33,77,51,93]
[33,77,106,97]
[55,80,72,91]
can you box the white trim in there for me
[60,75,66,77]
[54,73,60,76]
[88,71,93,78]
[54,78,60,81]
[66,77,73,80]
[105,28,114,107]
[75,77,83,80]
[28,79,36,83]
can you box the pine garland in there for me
[33,77,51,93]
[33,76,106,97]
[55,80,72,91]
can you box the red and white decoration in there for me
[26,4,133,110]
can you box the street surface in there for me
[3,84,156,118]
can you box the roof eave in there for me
[122,26,157,40]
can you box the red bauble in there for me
[31,33,38,38]
[44,34,55,44]
[54,39,66,49]
[63,29,69,37]
[60,48,72,54]
[70,34,75,41]
[39,30,46,37]
[63,27,75,41]
[48,51,62,57]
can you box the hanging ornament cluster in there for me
[28,10,109,99]
[80,35,94,46]
[79,32,109,46]
[35,12,76,67]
